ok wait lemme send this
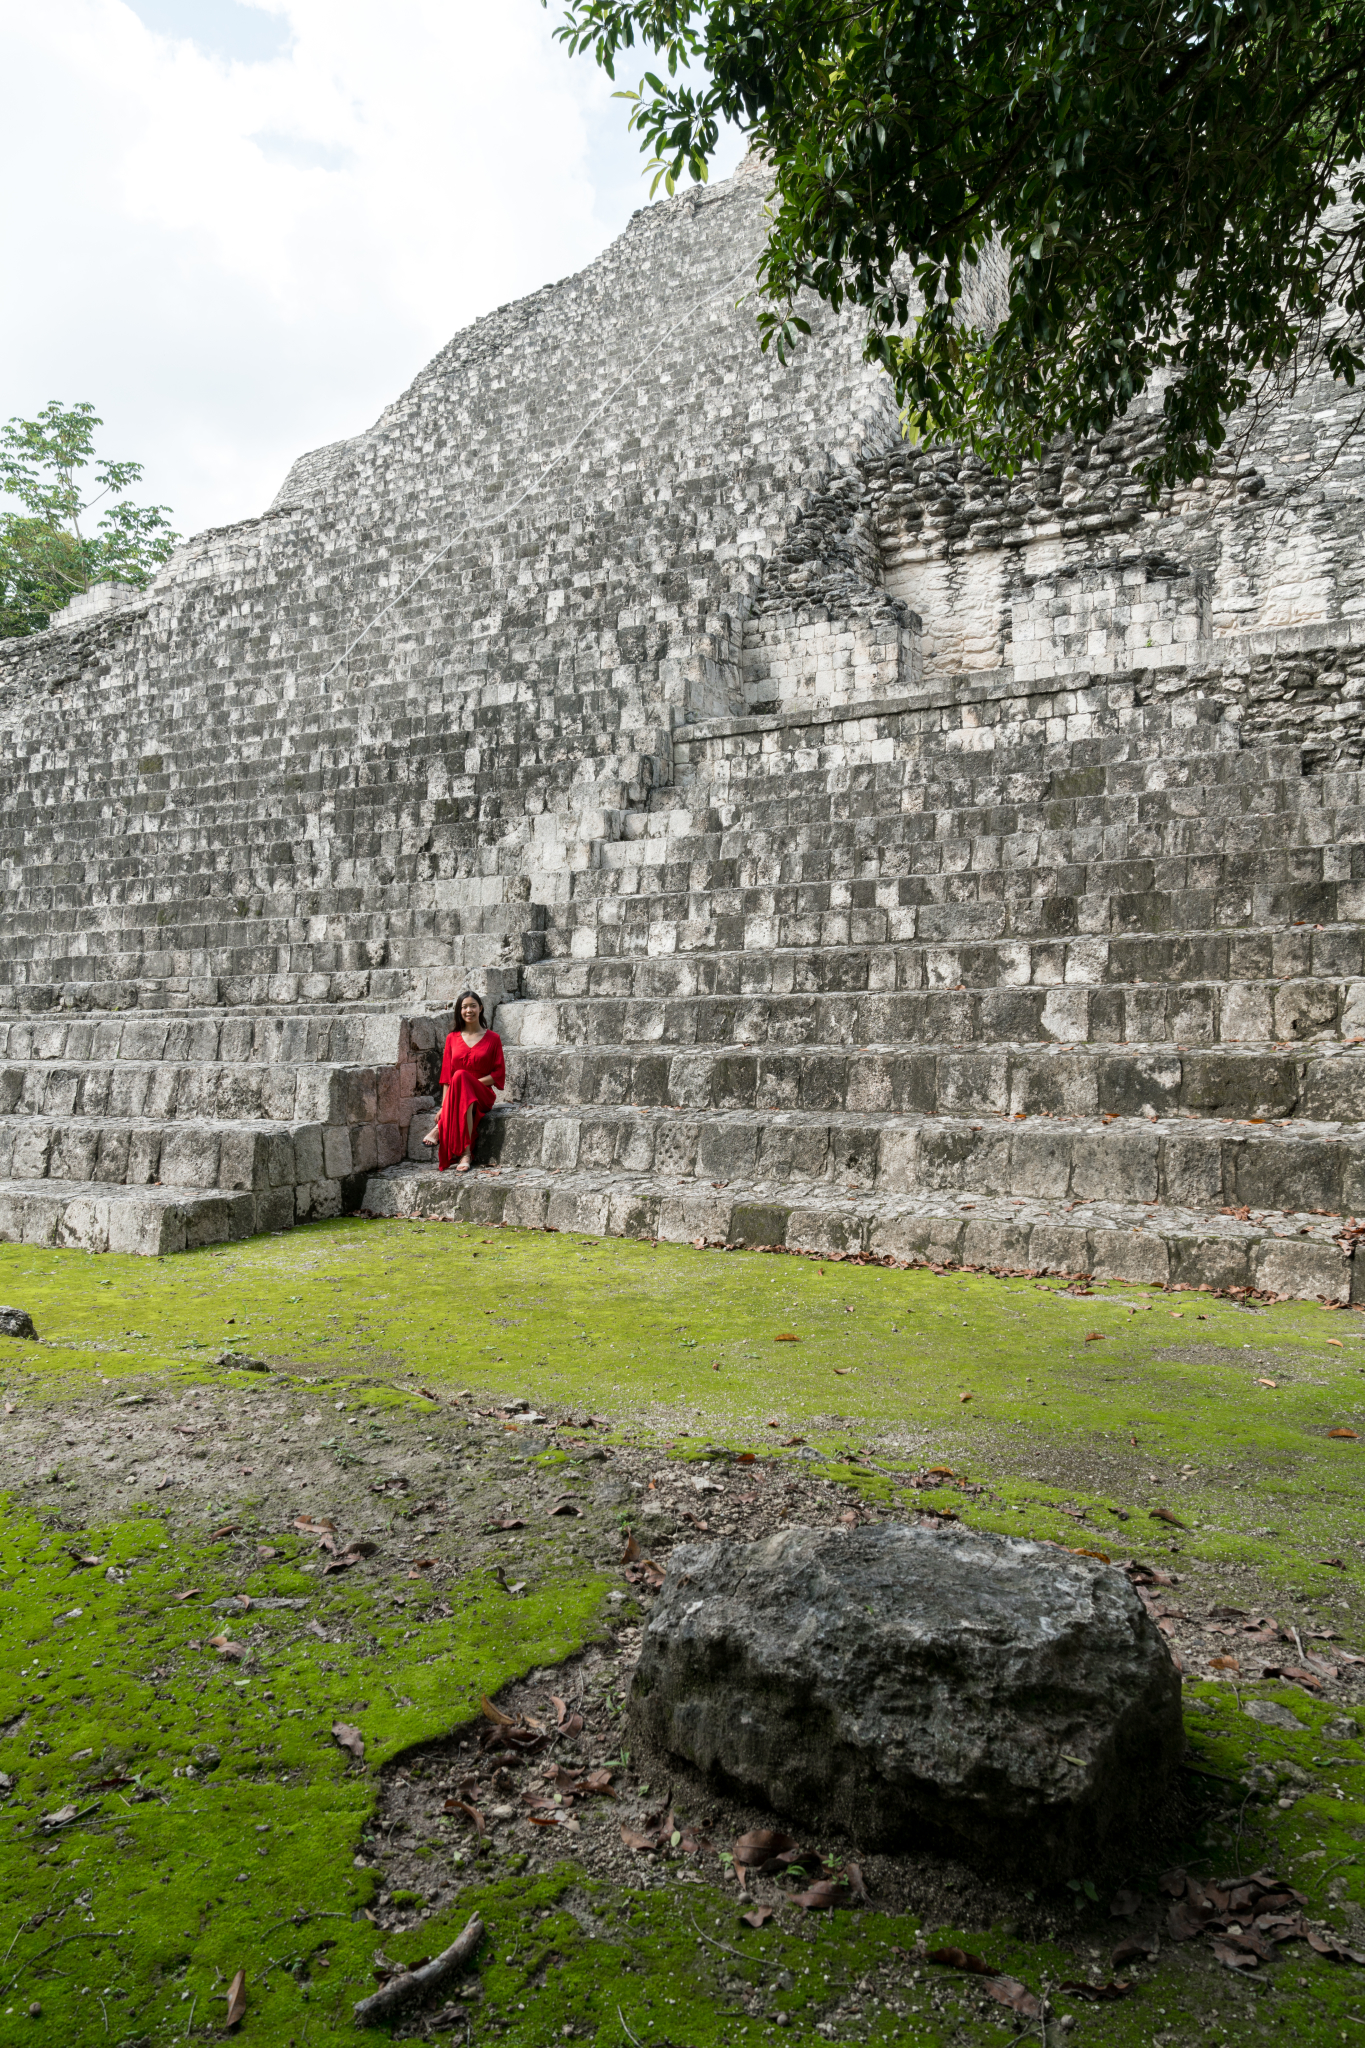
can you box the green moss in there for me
[0,1493,606,2041]
[4,1222,1365,2043]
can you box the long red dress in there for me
[435,1029,505,1171]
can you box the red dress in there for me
[435,1030,505,1170]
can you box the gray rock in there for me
[1244,1699,1309,1732]
[1324,1716,1361,1741]
[214,1351,269,1373]
[0,1307,37,1341]
[629,1522,1183,1877]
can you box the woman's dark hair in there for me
[454,988,487,1029]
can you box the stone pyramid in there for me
[2,158,1364,1298]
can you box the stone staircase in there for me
[0,1008,445,1255]
[366,668,1365,1302]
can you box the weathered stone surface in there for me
[0,1306,36,1340]
[1,159,1364,1263]
[629,1522,1183,1876]
[215,1351,269,1374]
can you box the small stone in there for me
[0,1308,37,1342]
[1244,1699,1309,1733]
[28,2004,41,2019]
[1324,1716,1360,1741]
[215,1352,269,1373]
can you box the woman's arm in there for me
[487,1036,506,1093]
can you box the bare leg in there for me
[455,1103,476,1173]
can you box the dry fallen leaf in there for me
[174,1588,200,1603]
[1111,1938,1158,1968]
[1058,1979,1134,2002]
[984,1975,1043,2019]
[1209,1655,1241,1675]
[620,1826,659,1852]
[481,1697,514,1727]
[1328,1428,1358,1440]
[959,1391,972,1403]
[209,1523,238,1541]
[1149,1507,1189,1529]
[225,1969,247,2028]
[927,1946,996,1976]
[442,1797,484,1834]
[293,1515,335,1534]
[208,1635,246,1662]
[794,1879,851,1911]
[1084,1331,1105,1342]
[733,1828,800,1868]
[620,1532,641,1564]
[332,1721,365,1763]
[774,1333,799,1343]
[1326,1339,1344,1349]
[741,1905,775,1929]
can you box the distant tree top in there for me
[549,0,1365,491]
[0,401,179,639]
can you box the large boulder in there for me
[0,1307,36,1341]
[629,1522,1183,1877]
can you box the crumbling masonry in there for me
[4,157,1365,1298]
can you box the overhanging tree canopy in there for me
[549,0,1365,489]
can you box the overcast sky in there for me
[0,0,745,541]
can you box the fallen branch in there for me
[352,1913,484,2027]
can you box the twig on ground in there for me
[184,1992,196,2039]
[0,1930,123,1998]
[687,1908,773,1974]
[266,1910,352,1931]
[352,1913,483,2027]
[618,2006,646,2047]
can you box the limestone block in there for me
[1252,1238,1350,1304]
[322,1127,354,1180]
[1090,1231,1171,1288]
[631,1524,1181,1874]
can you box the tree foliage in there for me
[0,402,179,638]
[549,0,1365,489]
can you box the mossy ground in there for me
[2,1216,1364,2044]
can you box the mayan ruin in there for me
[2,154,1364,1300]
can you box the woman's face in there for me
[460,995,483,1030]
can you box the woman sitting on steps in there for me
[421,989,506,1174]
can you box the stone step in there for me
[362,1161,1359,1304]
[524,928,1365,1000]
[0,1009,441,1069]
[620,777,1343,846]
[503,1037,1365,1123]
[676,732,1309,797]
[497,978,1365,1050]
[595,810,1365,874]
[474,1101,1365,1214]
[0,1058,402,1130]
[545,875,1357,948]
[562,844,1357,907]
[0,1113,396,1202]
[0,1178,278,1257]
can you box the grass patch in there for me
[1,1219,1364,2043]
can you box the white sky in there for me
[0,0,746,541]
